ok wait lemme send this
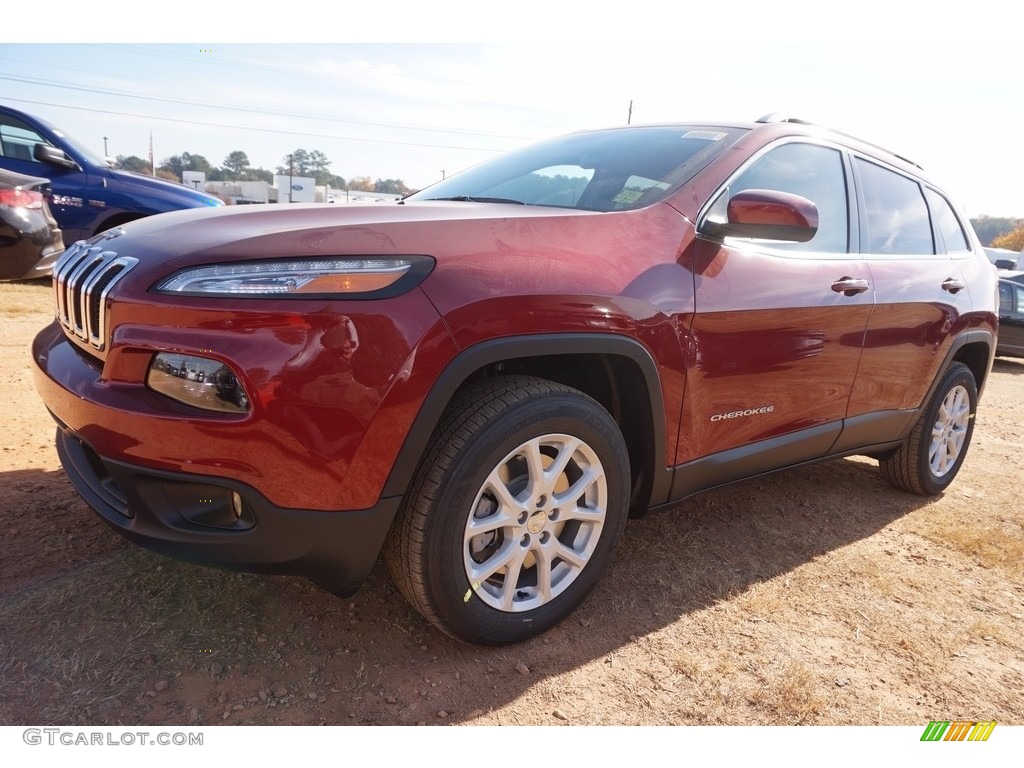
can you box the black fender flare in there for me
[915,329,996,419]
[381,333,671,505]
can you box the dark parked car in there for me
[997,269,1024,287]
[33,116,998,644]
[0,167,64,280]
[0,104,222,243]
[997,278,1024,358]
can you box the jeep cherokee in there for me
[32,116,998,644]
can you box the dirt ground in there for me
[1,278,1022,727]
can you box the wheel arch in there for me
[900,331,993,436]
[950,334,994,398]
[381,334,671,515]
[92,211,147,237]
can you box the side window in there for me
[0,115,47,164]
[999,282,1013,314]
[925,188,970,253]
[856,158,934,255]
[727,142,848,253]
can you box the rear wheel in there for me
[880,362,977,495]
[384,375,630,645]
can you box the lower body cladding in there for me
[54,426,400,596]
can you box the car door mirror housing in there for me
[700,188,819,243]
[33,143,80,170]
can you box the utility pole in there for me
[103,136,109,156]
[440,170,446,180]
[627,100,633,125]
[288,154,294,203]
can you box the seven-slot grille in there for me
[53,241,138,351]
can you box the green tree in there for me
[159,152,214,179]
[278,149,311,177]
[114,155,151,174]
[278,149,340,185]
[373,178,412,196]
[307,150,332,184]
[222,150,251,180]
[248,167,274,183]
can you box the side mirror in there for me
[700,189,819,243]
[995,259,1015,270]
[33,143,80,170]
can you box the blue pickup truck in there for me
[0,105,222,244]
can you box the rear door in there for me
[843,159,976,437]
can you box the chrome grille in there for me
[53,241,138,351]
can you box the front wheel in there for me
[879,362,978,495]
[384,375,630,645]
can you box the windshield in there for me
[409,125,747,212]
[49,126,108,167]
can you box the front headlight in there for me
[153,256,433,298]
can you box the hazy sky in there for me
[3,4,1021,216]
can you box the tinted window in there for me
[925,188,969,253]
[999,282,1013,314]
[857,159,934,255]
[725,142,849,253]
[409,126,748,212]
[0,115,47,164]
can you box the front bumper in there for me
[55,425,401,593]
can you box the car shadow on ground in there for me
[992,357,1024,375]
[0,454,937,726]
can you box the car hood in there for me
[90,199,695,305]
[105,169,223,208]
[97,200,599,268]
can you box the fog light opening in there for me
[147,352,251,413]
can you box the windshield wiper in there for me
[425,195,526,205]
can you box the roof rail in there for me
[756,112,813,125]
[754,112,922,170]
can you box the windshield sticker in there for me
[613,189,645,205]
[682,131,728,141]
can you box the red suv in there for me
[33,116,998,644]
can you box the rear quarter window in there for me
[924,187,970,254]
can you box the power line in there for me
[0,74,533,141]
[0,96,509,154]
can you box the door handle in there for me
[942,278,966,294]
[831,277,870,296]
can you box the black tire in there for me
[879,362,978,496]
[383,375,630,645]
